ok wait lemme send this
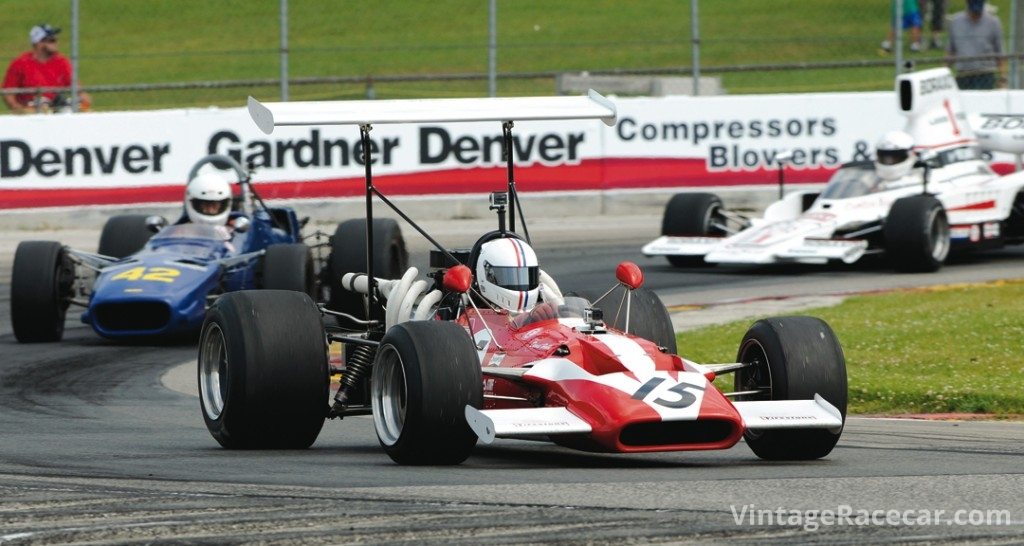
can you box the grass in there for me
[676,280,1024,416]
[1,0,1013,110]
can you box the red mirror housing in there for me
[616,261,644,290]
[443,264,473,293]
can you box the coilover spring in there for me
[333,344,376,408]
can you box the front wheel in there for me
[372,321,482,465]
[11,241,74,343]
[735,316,847,460]
[198,290,328,449]
[884,194,949,273]
[660,192,724,267]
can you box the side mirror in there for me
[443,264,473,293]
[616,261,644,290]
[232,216,251,233]
[145,215,167,233]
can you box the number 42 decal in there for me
[631,377,706,409]
[110,266,181,283]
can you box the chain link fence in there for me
[0,0,1020,113]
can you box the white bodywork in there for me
[644,68,1024,266]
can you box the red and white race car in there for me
[643,68,1024,272]
[197,93,848,464]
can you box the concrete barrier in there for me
[0,184,822,231]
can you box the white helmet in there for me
[185,173,232,226]
[874,130,916,181]
[475,237,540,313]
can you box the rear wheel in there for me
[327,218,408,321]
[98,215,154,258]
[261,243,315,297]
[11,241,74,343]
[198,290,328,449]
[660,193,724,267]
[735,316,847,460]
[884,194,949,272]
[372,321,482,465]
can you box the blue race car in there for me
[10,154,408,342]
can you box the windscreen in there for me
[819,164,887,199]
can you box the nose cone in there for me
[86,259,220,338]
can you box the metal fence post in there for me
[894,0,904,75]
[1013,0,1022,89]
[71,0,79,111]
[690,0,699,95]
[488,0,497,97]
[280,0,289,101]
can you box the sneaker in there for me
[880,40,892,52]
[910,41,923,52]
[929,37,943,50]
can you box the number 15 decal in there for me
[631,377,706,409]
[110,266,181,283]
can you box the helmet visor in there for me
[876,148,910,166]
[484,264,539,291]
[190,198,229,216]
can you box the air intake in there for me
[620,419,735,447]
[93,301,171,332]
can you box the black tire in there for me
[371,321,482,465]
[884,194,950,273]
[11,241,74,343]
[198,290,328,449]
[261,243,315,297]
[327,218,408,320]
[660,193,724,267]
[570,287,677,354]
[98,215,154,258]
[734,316,847,460]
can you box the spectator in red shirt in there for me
[3,24,91,114]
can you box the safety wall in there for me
[3,91,1024,209]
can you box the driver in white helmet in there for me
[185,173,233,226]
[874,130,917,183]
[475,237,541,313]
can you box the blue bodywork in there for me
[81,208,301,339]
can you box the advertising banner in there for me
[2,91,1023,209]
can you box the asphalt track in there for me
[1,217,1023,544]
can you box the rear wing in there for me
[896,68,975,151]
[246,90,616,335]
[247,89,616,134]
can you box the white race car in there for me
[643,68,1024,272]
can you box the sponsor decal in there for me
[983,222,1000,239]
[950,226,972,240]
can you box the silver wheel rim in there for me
[199,323,227,420]
[929,209,950,262]
[371,345,407,446]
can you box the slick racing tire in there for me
[735,316,847,460]
[98,215,155,258]
[884,194,950,273]
[570,287,677,354]
[660,193,724,267]
[11,241,74,343]
[198,290,328,449]
[372,321,482,465]
[327,218,408,322]
[261,243,315,297]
